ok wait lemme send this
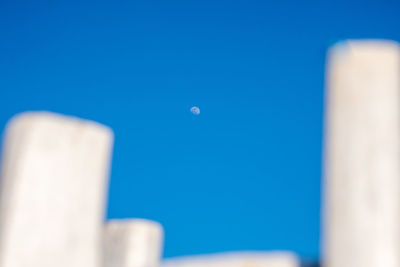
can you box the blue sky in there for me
[1,0,399,261]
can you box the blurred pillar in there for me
[161,251,299,267]
[0,112,113,267]
[103,219,164,267]
[323,40,400,267]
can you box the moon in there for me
[190,106,200,115]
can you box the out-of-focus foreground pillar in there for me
[323,40,400,267]
[0,112,113,267]
[104,219,164,267]
[161,251,299,267]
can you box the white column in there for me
[103,219,164,267]
[161,251,299,267]
[0,112,113,267]
[323,40,400,267]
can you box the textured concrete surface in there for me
[104,219,164,267]
[162,251,299,267]
[0,112,113,267]
[323,40,400,267]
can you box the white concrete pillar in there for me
[0,112,113,267]
[161,251,298,267]
[323,40,400,267]
[103,219,164,267]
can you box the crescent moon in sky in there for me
[190,106,200,115]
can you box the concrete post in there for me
[323,40,400,267]
[103,219,164,267]
[161,251,299,267]
[0,112,113,267]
